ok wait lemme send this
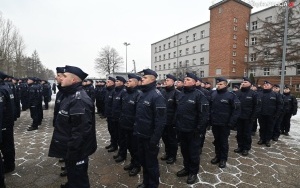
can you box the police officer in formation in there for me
[160,74,180,165]
[175,72,209,184]
[0,72,15,177]
[27,77,42,131]
[119,73,142,176]
[41,80,52,110]
[11,78,21,119]
[111,76,126,162]
[234,77,261,156]
[175,78,184,91]
[19,78,29,111]
[95,80,106,117]
[84,79,95,102]
[272,84,285,141]
[257,81,283,147]
[210,77,241,168]
[135,69,166,188]
[48,65,97,188]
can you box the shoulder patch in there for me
[75,91,81,99]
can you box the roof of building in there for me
[209,0,253,10]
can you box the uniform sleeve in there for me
[251,92,261,121]
[197,92,209,132]
[150,95,166,145]
[66,99,92,160]
[229,94,241,126]
[275,93,284,117]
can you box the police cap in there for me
[216,77,227,83]
[116,76,126,83]
[108,76,116,82]
[141,69,158,78]
[128,73,141,81]
[243,77,251,83]
[87,79,93,83]
[273,84,280,88]
[177,77,184,82]
[185,72,198,81]
[166,74,177,81]
[264,80,272,85]
[56,67,65,73]
[64,65,88,81]
[0,71,8,80]
[284,85,290,89]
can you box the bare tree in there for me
[94,46,124,75]
[250,3,300,69]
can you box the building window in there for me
[163,64,166,69]
[186,48,189,55]
[200,57,204,65]
[174,40,176,46]
[168,53,171,59]
[193,59,196,65]
[159,74,161,80]
[219,7,222,13]
[279,67,286,75]
[264,68,270,76]
[185,60,189,67]
[186,36,189,43]
[234,17,238,23]
[193,46,196,53]
[201,30,205,38]
[216,68,222,75]
[265,16,272,22]
[179,50,182,56]
[155,47,157,53]
[245,38,248,46]
[173,51,176,57]
[179,38,182,45]
[159,65,161,70]
[159,46,161,51]
[233,34,237,40]
[232,68,236,72]
[250,53,256,61]
[233,44,237,48]
[163,44,166,50]
[252,21,258,30]
[234,26,238,31]
[233,51,237,56]
[155,66,157,71]
[250,68,255,76]
[200,71,204,78]
[168,63,171,69]
[168,42,171,48]
[251,37,257,45]
[232,60,236,65]
[159,55,161,61]
[246,22,249,30]
[244,54,248,62]
[163,74,166,78]
[163,54,166,60]
[193,33,197,40]
[295,84,300,92]
[155,57,157,62]
[179,61,182,67]
[173,62,176,68]
[200,44,205,52]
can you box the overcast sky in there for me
[1,0,276,78]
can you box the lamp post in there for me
[123,42,130,73]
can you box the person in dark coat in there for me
[234,77,261,156]
[160,74,180,165]
[12,77,21,119]
[175,72,209,184]
[27,77,42,131]
[0,87,6,187]
[19,78,29,111]
[281,85,298,136]
[250,84,259,136]
[134,69,166,188]
[210,77,241,168]
[48,65,97,188]
[272,84,285,141]
[52,82,57,94]
[176,78,184,91]
[85,79,95,102]
[41,80,51,110]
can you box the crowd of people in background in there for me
[0,66,298,188]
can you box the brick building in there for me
[151,0,300,94]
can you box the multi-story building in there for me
[151,0,300,92]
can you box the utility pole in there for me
[123,42,130,73]
[132,60,136,73]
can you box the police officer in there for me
[0,86,6,187]
[234,77,261,156]
[41,80,51,110]
[111,76,126,160]
[205,82,212,92]
[104,77,116,151]
[134,69,166,188]
[98,81,106,118]
[210,77,241,168]
[175,72,209,184]
[12,77,21,119]
[48,65,97,188]
[19,78,29,111]
[272,84,285,141]
[176,78,184,91]
[251,84,259,136]
[52,82,57,94]
[27,77,41,131]
[281,85,298,136]
[119,74,142,176]
[35,78,44,125]
[85,79,95,102]
[160,74,180,164]
[257,81,283,147]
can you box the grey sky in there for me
[1,0,273,78]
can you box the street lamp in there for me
[124,42,130,73]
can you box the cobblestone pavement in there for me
[5,99,300,188]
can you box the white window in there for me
[200,71,204,78]
[163,54,166,60]
[232,68,236,72]
[168,53,171,59]
[159,74,161,80]
[297,65,300,75]
[179,38,182,45]
[234,26,237,31]
[219,7,222,13]
[185,60,189,67]
[246,22,249,30]
[200,44,205,52]
[193,59,196,65]
[193,46,196,53]
[295,84,300,92]
[264,68,270,76]
[155,57,157,62]
[155,66,157,71]
[159,55,161,61]
[174,40,176,46]
[251,37,257,45]
[252,21,257,30]
[216,69,221,75]
[179,61,182,67]
[159,65,161,70]
[279,67,286,75]
[250,53,256,61]
[163,44,166,50]
[245,38,248,46]
[233,44,237,48]
[234,17,238,23]
[173,62,176,68]
[244,54,248,62]
[201,30,205,38]
[193,33,197,41]
[168,42,171,48]
[155,47,157,52]
[200,57,204,65]
[173,51,176,57]
[250,68,256,76]
[186,36,189,43]
[163,64,166,69]
[233,51,237,56]
[168,63,171,69]
[186,48,189,55]
[232,60,236,65]
[179,50,182,56]
[159,46,161,51]
[233,34,237,40]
